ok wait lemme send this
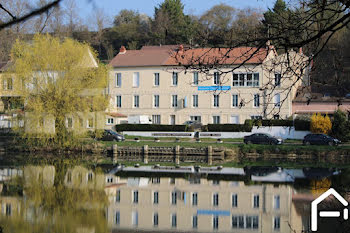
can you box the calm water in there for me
[1,160,350,233]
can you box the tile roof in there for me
[109,45,269,67]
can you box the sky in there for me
[75,0,277,21]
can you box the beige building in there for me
[106,176,293,232]
[108,45,308,125]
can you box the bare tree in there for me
[175,0,350,118]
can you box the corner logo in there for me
[311,188,348,231]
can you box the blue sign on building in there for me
[197,209,230,216]
[198,86,231,91]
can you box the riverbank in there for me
[3,137,350,166]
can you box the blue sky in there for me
[75,0,276,19]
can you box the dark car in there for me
[184,120,202,129]
[100,129,125,142]
[243,133,283,145]
[303,134,340,146]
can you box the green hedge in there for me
[244,119,310,131]
[207,124,252,132]
[115,124,190,132]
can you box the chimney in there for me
[299,47,303,54]
[178,44,184,53]
[119,46,126,54]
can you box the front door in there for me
[170,115,176,125]
[190,116,201,122]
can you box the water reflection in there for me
[0,163,344,233]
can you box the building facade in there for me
[108,45,308,125]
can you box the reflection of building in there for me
[23,165,55,187]
[64,166,114,189]
[106,176,293,232]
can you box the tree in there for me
[310,113,332,134]
[6,34,109,146]
[153,0,195,44]
[331,109,350,141]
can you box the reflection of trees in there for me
[0,161,109,233]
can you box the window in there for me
[192,192,198,206]
[67,117,73,128]
[274,216,280,231]
[170,177,176,184]
[233,73,244,86]
[116,190,121,203]
[213,94,219,107]
[253,194,259,208]
[154,73,160,86]
[213,116,220,124]
[154,95,159,108]
[107,118,114,125]
[152,115,161,124]
[214,72,220,85]
[192,215,198,229]
[254,94,260,107]
[192,95,198,107]
[213,193,219,206]
[232,194,238,207]
[5,203,11,216]
[133,72,139,87]
[233,73,259,87]
[213,215,219,230]
[274,94,281,107]
[87,118,93,128]
[172,72,178,86]
[79,118,83,128]
[232,215,245,229]
[232,94,238,107]
[115,211,120,225]
[251,115,262,120]
[274,195,280,210]
[212,180,220,185]
[274,114,280,119]
[253,73,259,86]
[115,73,122,87]
[171,191,177,205]
[193,72,199,85]
[116,95,122,108]
[171,213,177,228]
[247,73,253,86]
[134,95,139,108]
[107,176,113,183]
[2,77,13,90]
[151,177,160,184]
[87,172,93,182]
[153,213,159,226]
[246,216,259,229]
[67,172,72,183]
[132,211,138,226]
[172,95,178,108]
[133,190,139,204]
[154,191,159,204]
[275,73,281,87]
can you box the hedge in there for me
[206,124,252,132]
[244,119,310,131]
[115,124,190,132]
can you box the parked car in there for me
[303,134,340,146]
[243,133,283,145]
[100,129,125,142]
[184,120,202,129]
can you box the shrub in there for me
[310,113,332,134]
[115,124,189,132]
[331,110,350,141]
